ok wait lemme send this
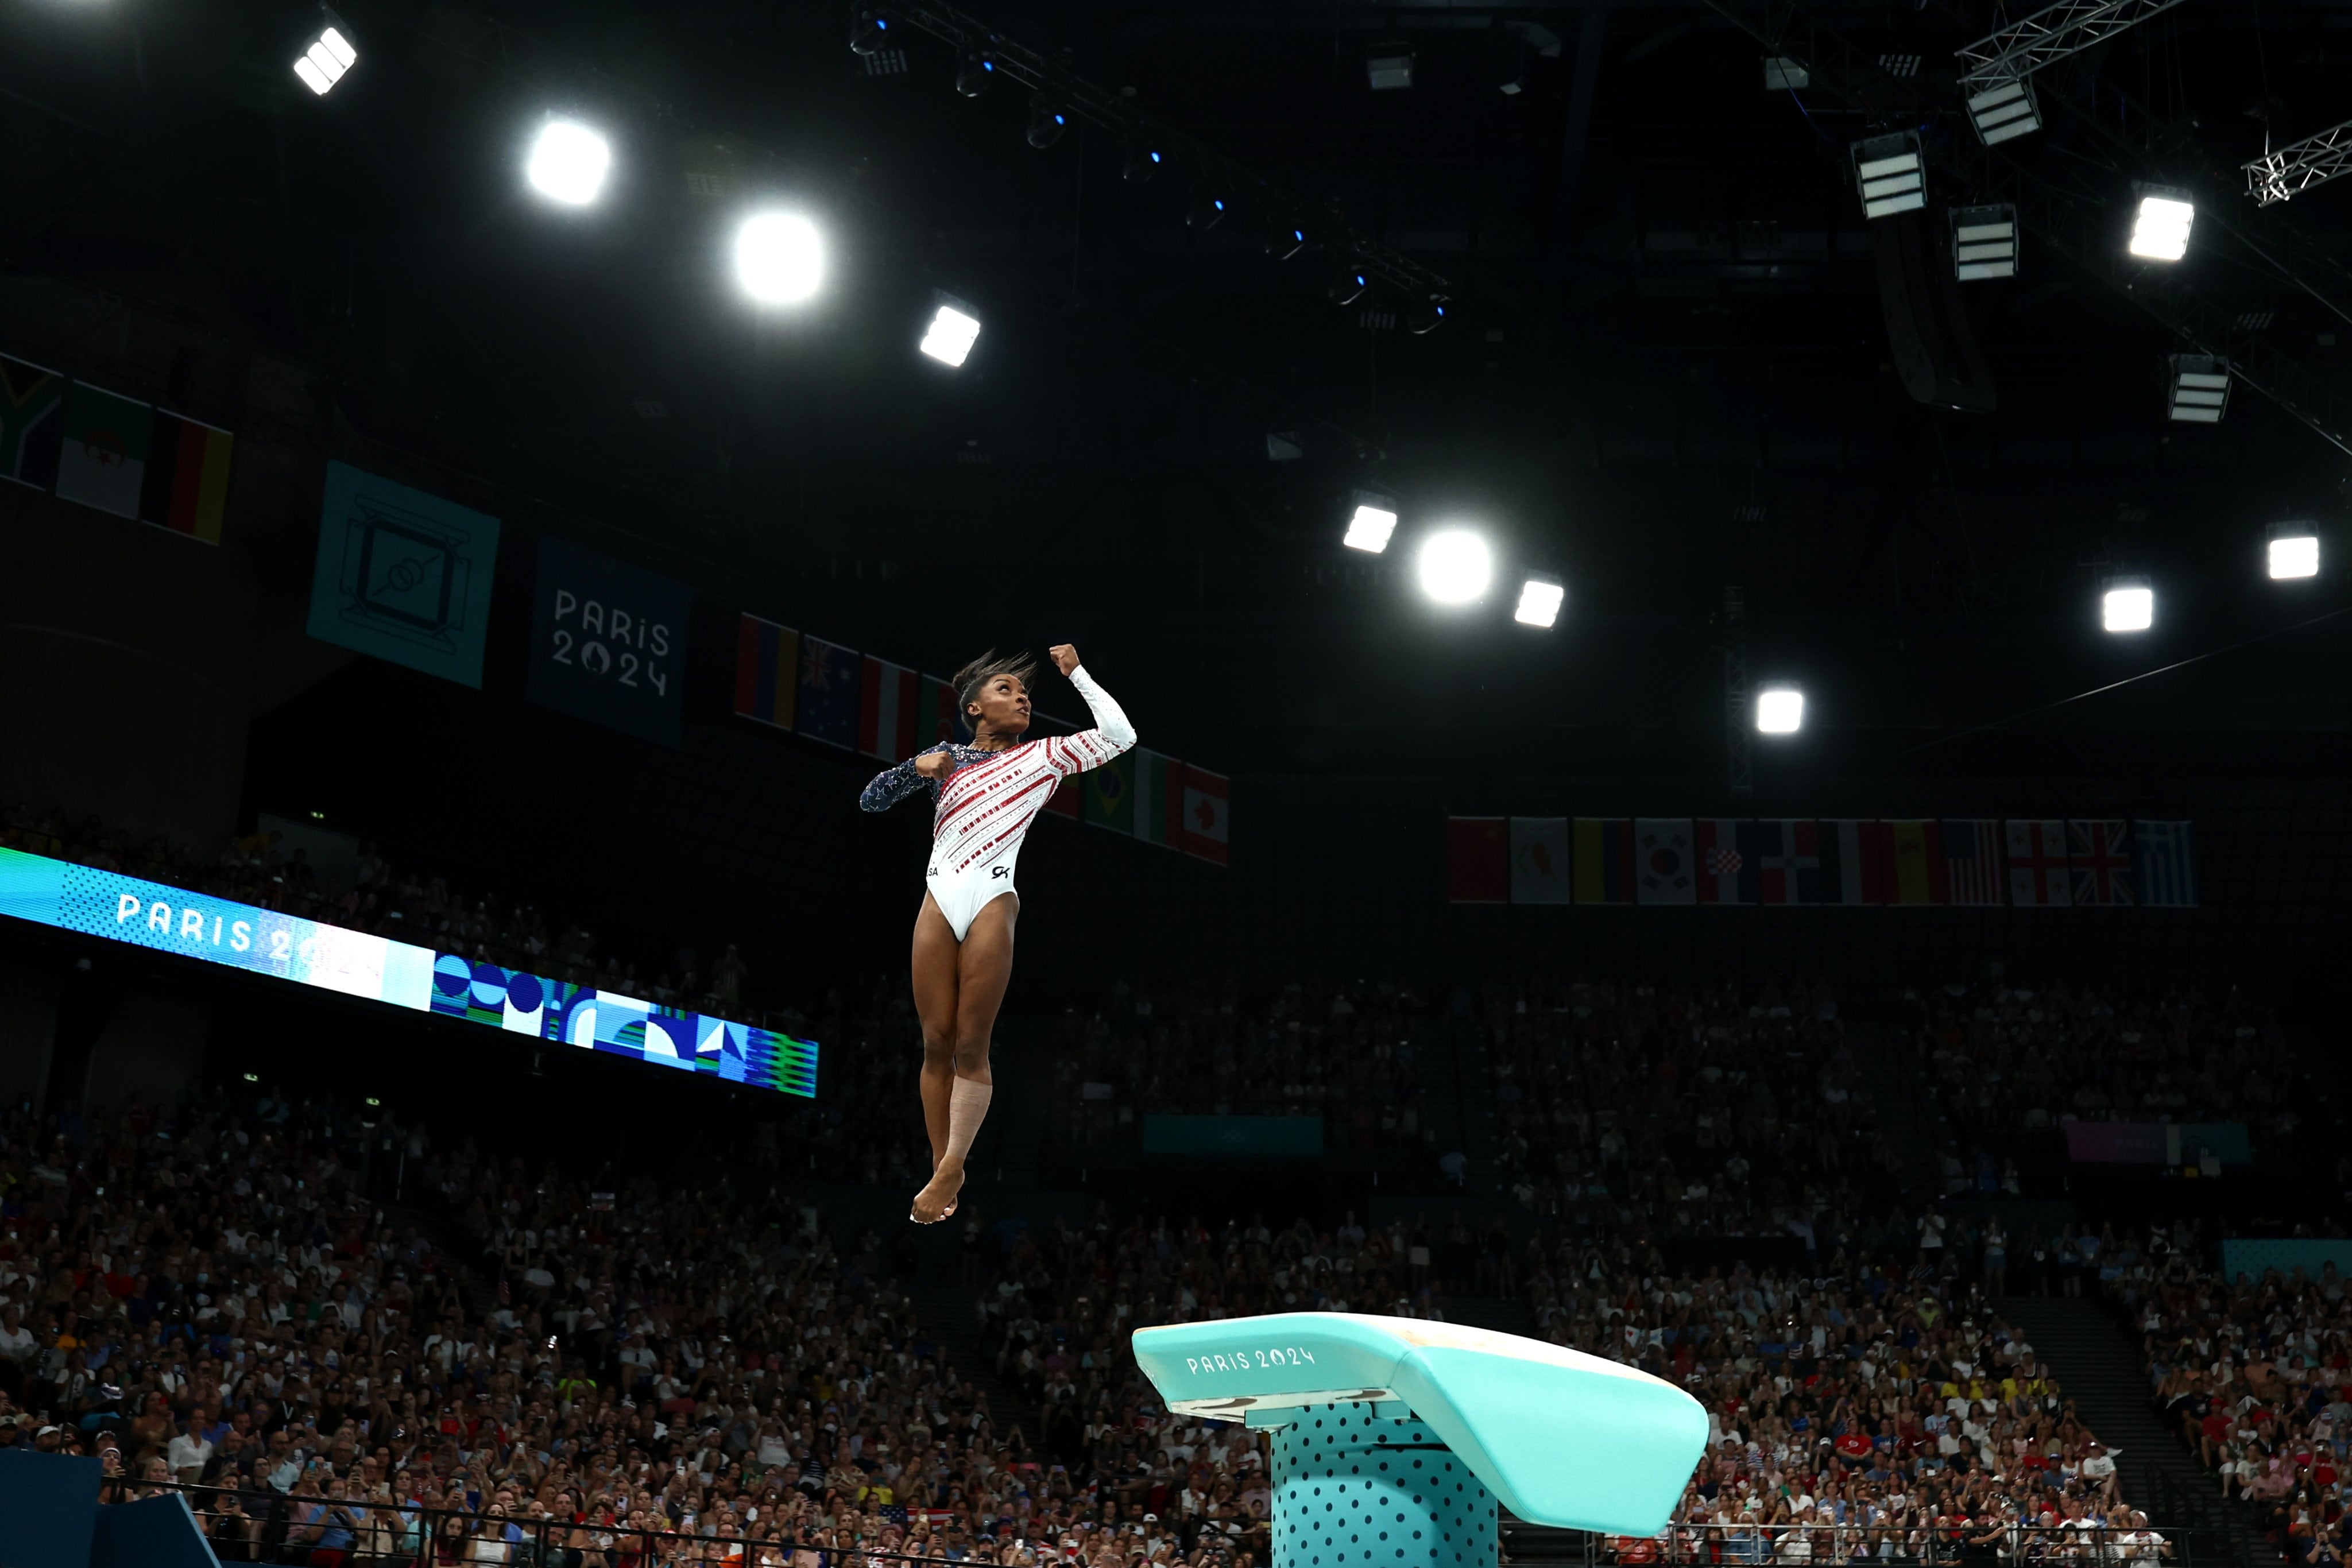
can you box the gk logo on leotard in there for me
[991,866,1009,879]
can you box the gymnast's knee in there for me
[921,1027,956,1070]
[951,1030,992,1077]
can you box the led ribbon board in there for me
[0,845,817,1097]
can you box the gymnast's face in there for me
[967,674,1031,742]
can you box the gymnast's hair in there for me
[951,648,1040,726]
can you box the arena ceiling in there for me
[3,0,2350,781]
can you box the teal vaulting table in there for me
[1131,1314,1708,1568]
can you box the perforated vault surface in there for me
[1269,1401,1499,1568]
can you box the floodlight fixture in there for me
[1852,133,1926,220]
[1367,41,1415,91]
[2168,354,2230,424]
[1026,92,1068,149]
[1263,218,1310,260]
[1327,264,1371,306]
[526,119,613,207]
[955,47,995,96]
[1755,686,1804,735]
[1762,57,1810,90]
[2268,528,2321,580]
[734,211,825,305]
[1514,578,1565,628]
[2129,191,2195,261]
[1342,493,1398,553]
[1185,184,1228,230]
[1417,529,1492,604]
[1965,75,2040,144]
[293,17,358,95]
[1951,204,2018,280]
[919,296,982,367]
[849,9,889,55]
[2101,578,2154,633]
[1407,298,1447,335]
[1120,139,1163,183]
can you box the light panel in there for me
[919,302,982,367]
[734,212,825,305]
[1965,76,2040,145]
[1514,579,1564,628]
[293,25,357,95]
[1852,134,1925,220]
[1343,500,1398,553]
[526,121,612,207]
[1417,529,1492,604]
[2102,581,2154,633]
[2168,354,2230,424]
[1755,687,1804,734]
[2129,194,2195,261]
[1951,204,2019,280]
[2269,534,2320,580]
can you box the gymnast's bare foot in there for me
[910,1159,966,1224]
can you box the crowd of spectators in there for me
[1039,979,1432,1157]
[0,799,756,1019]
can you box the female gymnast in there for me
[859,643,1135,1223]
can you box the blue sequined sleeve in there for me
[859,747,947,812]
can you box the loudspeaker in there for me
[1874,207,1998,412]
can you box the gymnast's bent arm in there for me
[859,745,950,812]
[1051,663,1136,773]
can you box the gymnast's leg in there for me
[911,894,960,1182]
[911,892,1016,1224]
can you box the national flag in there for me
[1749,819,1818,905]
[0,353,64,490]
[1941,819,2007,905]
[857,656,920,762]
[796,634,860,748]
[2135,820,2198,908]
[1085,754,1134,834]
[1635,819,1696,905]
[1885,820,1947,905]
[2005,820,2071,907]
[1129,749,1185,850]
[1571,819,1635,905]
[54,380,152,518]
[1510,817,1571,905]
[915,674,960,746]
[1805,820,1885,905]
[137,409,235,543]
[1448,818,1510,904]
[1045,777,1082,820]
[1695,819,1746,905]
[2069,819,2135,906]
[732,614,799,730]
[1181,765,1229,866]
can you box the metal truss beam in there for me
[1954,0,2190,91]
[889,0,1453,307]
[2246,118,2352,208]
[1704,0,2352,463]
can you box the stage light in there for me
[2102,579,2154,633]
[1367,41,1415,91]
[734,211,824,305]
[1417,529,1492,605]
[526,120,612,207]
[1514,578,1564,628]
[1120,139,1162,183]
[1407,299,1447,335]
[849,10,889,55]
[1027,93,1067,149]
[1755,687,1804,734]
[1328,264,1370,306]
[292,20,358,95]
[919,297,982,367]
[2168,354,2230,423]
[955,48,995,96]
[1186,184,1228,230]
[1342,494,1397,553]
[2269,531,2321,580]
[1951,204,2018,280]
[1762,57,1810,91]
[1852,133,1925,219]
[2129,192,2195,261]
[1264,220,1310,260]
[1965,75,2041,144]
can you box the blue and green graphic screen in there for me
[0,845,817,1097]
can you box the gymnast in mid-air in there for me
[859,643,1135,1223]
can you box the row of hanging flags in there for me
[0,351,235,543]
[734,614,1229,866]
[1446,817,2197,908]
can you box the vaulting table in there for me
[1131,1313,1708,1568]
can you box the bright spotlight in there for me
[292,22,358,96]
[527,121,612,207]
[2102,579,2154,633]
[1514,578,1564,628]
[2269,532,2320,580]
[2129,193,2195,261]
[1343,495,1397,553]
[1755,687,1804,734]
[734,212,825,305]
[1417,529,1491,605]
[919,299,981,367]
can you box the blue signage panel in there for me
[525,536,691,746]
[306,460,502,687]
[0,846,814,1097]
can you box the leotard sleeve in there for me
[1044,665,1136,776]
[859,745,951,812]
